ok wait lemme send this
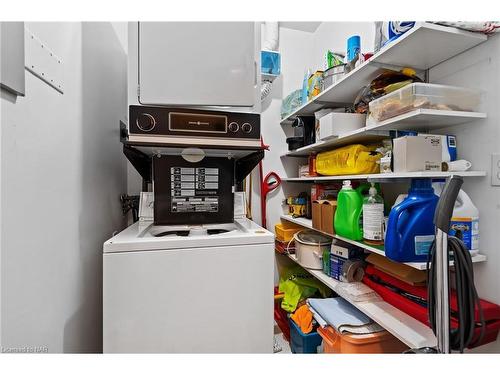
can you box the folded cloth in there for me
[291,305,314,334]
[307,297,371,331]
[306,302,328,328]
[338,322,385,335]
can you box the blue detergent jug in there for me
[385,179,438,262]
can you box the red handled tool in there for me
[260,171,281,229]
[258,137,281,229]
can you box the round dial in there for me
[241,123,252,133]
[228,122,239,132]
[136,113,156,132]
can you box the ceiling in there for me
[280,22,321,33]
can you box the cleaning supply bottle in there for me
[363,183,385,245]
[334,180,369,240]
[433,182,479,255]
[385,179,439,262]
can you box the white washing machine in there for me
[103,218,274,353]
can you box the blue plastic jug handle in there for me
[389,199,415,238]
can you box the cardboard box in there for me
[312,200,322,230]
[311,183,341,202]
[393,135,442,172]
[331,241,364,259]
[330,254,345,281]
[312,199,337,235]
[320,200,337,235]
[366,253,427,286]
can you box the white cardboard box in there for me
[393,135,442,172]
[319,112,366,140]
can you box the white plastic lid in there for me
[342,180,353,189]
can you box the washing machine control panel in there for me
[129,105,260,141]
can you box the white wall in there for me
[251,26,314,229]
[253,22,376,231]
[0,22,127,353]
[311,22,375,72]
[429,33,500,353]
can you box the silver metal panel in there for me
[138,22,256,107]
[0,22,25,96]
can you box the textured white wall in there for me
[0,22,127,353]
[251,26,314,230]
[429,33,500,353]
[311,22,375,72]
[253,22,376,231]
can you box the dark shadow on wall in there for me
[63,22,127,353]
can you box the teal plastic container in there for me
[385,179,438,262]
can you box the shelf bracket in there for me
[235,150,264,191]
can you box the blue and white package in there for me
[446,135,457,161]
[449,218,479,252]
[388,22,416,41]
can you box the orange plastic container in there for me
[317,326,408,353]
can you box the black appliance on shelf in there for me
[286,116,315,151]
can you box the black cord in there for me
[427,234,485,353]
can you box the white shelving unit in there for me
[280,215,487,271]
[365,109,486,131]
[282,171,487,182]
[275,22,489,351]
[280,22,487,125]
[285,253,437,348]
[282,109,486,157]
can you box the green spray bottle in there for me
[334,180,371,240]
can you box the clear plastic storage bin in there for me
[369,83,481,122]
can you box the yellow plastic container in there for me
[275,222,303,242]
[316,144,382,176]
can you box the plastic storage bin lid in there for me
[294,230,332,246]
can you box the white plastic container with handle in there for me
[433,182,479,255]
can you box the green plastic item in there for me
[279,265,330,313]
[334,180,371,240]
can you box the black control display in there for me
[169,112,227,133]
[129,105,260,140]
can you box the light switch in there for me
[492,153,500,186]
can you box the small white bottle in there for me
[363,183,385,245]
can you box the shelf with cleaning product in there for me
[281,171,487,182]
[284,252,437,349]
[279,214,487,271]
[281,109,486,157]
[280,22,487,125]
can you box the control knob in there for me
[228,122,239,132]
[241,123,252,133]
[136,113,156,132]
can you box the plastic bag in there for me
[316,144,382,176]
[279,264,330,313]
[281,89,303,119]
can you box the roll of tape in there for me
[342,260,365,282]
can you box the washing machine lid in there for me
[103,218,274,253]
